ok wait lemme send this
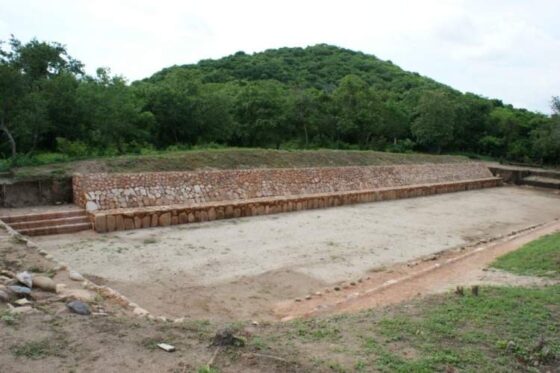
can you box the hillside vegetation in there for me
[9,148,467,179]
[1,37,559,167]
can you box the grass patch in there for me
[11,338,68,360]
[264,286,560,372]
[492,232,560,278]
[9,148,467,180]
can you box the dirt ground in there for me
[35,186,560,321]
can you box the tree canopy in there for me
[1,37,558,165]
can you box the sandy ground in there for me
[35,186,560,321]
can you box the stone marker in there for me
[16,271,33,288]
[32,276,56,292]
[8,285,31,295]
[67,300,91,315]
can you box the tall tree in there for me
[411,90,456,153]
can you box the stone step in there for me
[1,209,87,224]
[9,216,90,230]
[17,222,92,236]
[522,176,560,189]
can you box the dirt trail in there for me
[276,220,560,320]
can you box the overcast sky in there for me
[1,0,559,113]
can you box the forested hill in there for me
[147,44,448,95]
[1,38,559,166]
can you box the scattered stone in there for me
[251,320,259,326]
[157,316,168,322]
[32,276,56,292]
[45,254,54,260]
[294,298,302,302]
[471,285,479,296]
[10,306,34,314]
[173,317,185,324]
[14,298,32,306]
[16,271,33,288]
[314,292,322,296]
[423,255,438,262]
[0,290,10,302]
[157,343,175,352]
[350,282,356,286]
[8,285,31,296]
[0,269,16,278]
[38,250,48,256]
[56,284,67,293]
[305,295,312,300]
[212,328,245,347]
[0,275,11,284]
[58,288,96,302]
[333,286,341,291]
[133,307,150,317]
[357,278,363,283]
[66,300,91,315]
[69,271,85,281]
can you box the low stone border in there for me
[90,177,502,233]
[0,219,177,322]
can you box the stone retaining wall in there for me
[74,163,494,211]
[90,178,502,233]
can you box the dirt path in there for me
[276,220,560,320]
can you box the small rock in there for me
[10,306,34,314]
[0,275,12,284]
[334,286,341,291]
[0,290,10,302]
[212,328,245,347]
[38,250,48,256]
[7,285,31,296]
[26,241,38,249]
[314,292,322,296]
[16,271,33,288]
[157,316,168,322]
[69,271,84,281]
[305,295,312,300]
[173,317,185,324]
[66,300,91,315]
[251,320,259,326]
[32,276,56,292]
[350,282,356,286]
[58,288,95,302]
[1,270,16,278]
[45,254,54,260]
[294,298,302,302]
[14,298,32,306]
[157,343,175,352]
[133,307,149,317]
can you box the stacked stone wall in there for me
[73,163,494,211]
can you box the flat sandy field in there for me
[35,186,560,321]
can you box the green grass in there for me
[492,232,560,278]
[260,286,560,372]
[8,148,468,180]
[10,338,68,360]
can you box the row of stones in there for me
[91,178,501,233]
[75,163,493,210]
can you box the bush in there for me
[56,138,90,158]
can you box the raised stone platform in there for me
[90,178,501,233]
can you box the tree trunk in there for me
[0,117,16,158]
[303,123,309,148]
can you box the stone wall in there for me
[90,178,502,233]
[74,163,494,211]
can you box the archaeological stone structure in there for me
[70,163,501,233]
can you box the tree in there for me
[0,36,83,157]
[411,90,456,153]
[77,68,153,154]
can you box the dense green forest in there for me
[1,36,559,166]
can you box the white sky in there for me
[1,0,559,113]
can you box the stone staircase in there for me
[489,165,560,190]
[0,209,91,236]
[522,175,560,189]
